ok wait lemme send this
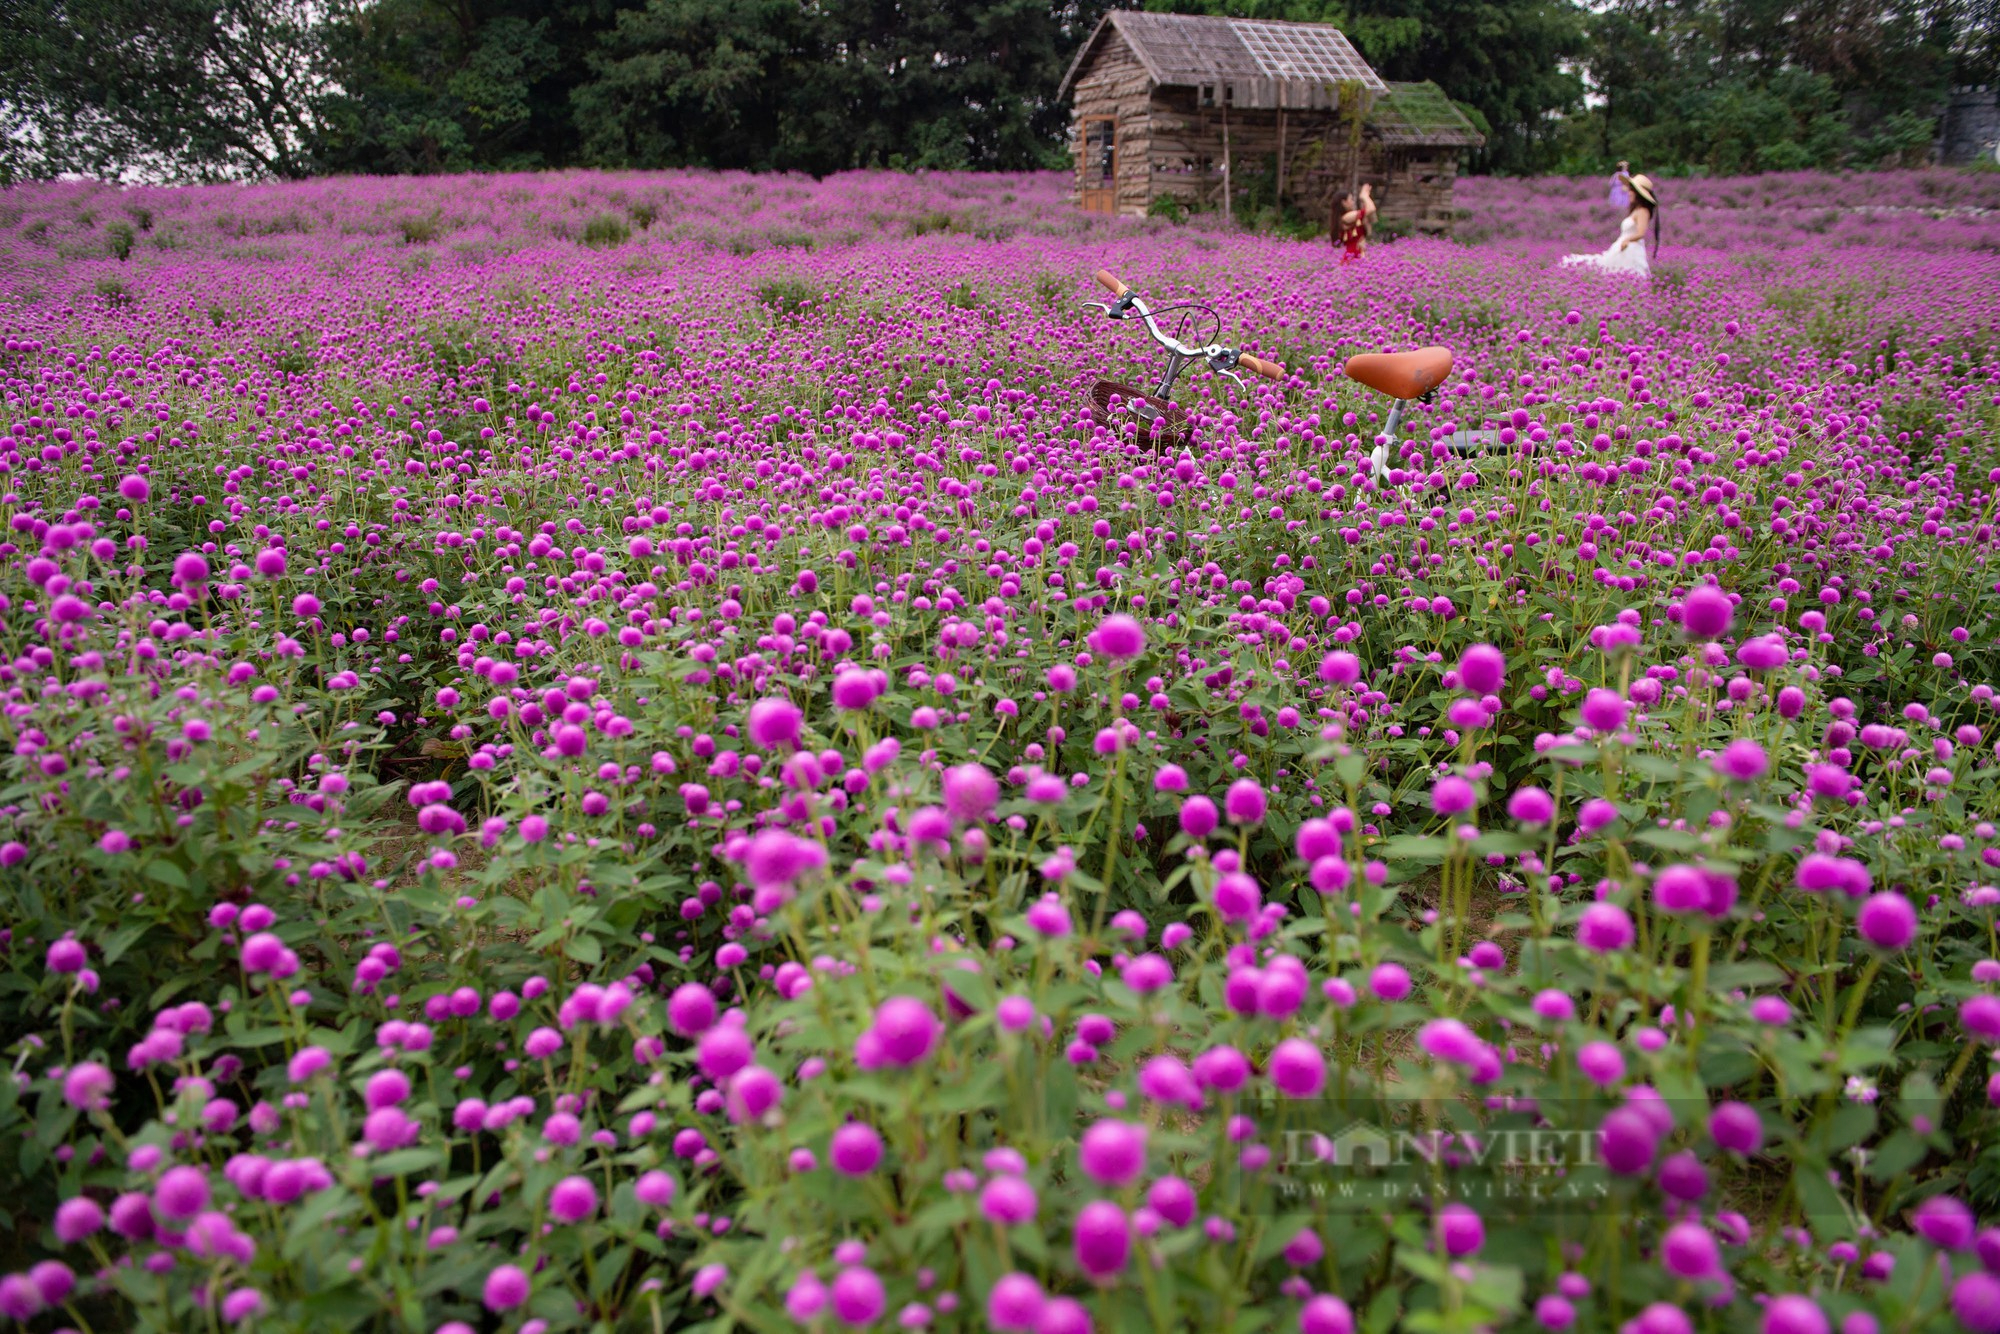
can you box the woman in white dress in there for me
[1563,172,1658,278]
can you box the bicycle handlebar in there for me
[1087,274,1287,392]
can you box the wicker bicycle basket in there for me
[1089,380,1190,448]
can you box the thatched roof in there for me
[1059,12,1388,108]
[1370,82,1487,149]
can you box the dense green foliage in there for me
[0,0,1994,181]
[1556,0,2000,175]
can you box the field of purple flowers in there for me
[2,166,2000,1334]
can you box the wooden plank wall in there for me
[1145,89,1361,221]
[1070,36,1155,215]
[1370,150,1462,234]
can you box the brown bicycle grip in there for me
[1094,270,1129,297]
[1239,354,1287,381]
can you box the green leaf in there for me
[563,933,603,966]
[370,1148,443,1177]
[143,859,188,889]
[1865,1130,1928,1181]
[284,1187,358,1259]
[1822,1101,1878,1154]
[101,922,150,965]
[1792,1164,1851,1231]
[1709,961,1785,990]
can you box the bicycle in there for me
[1082,270,1285,447]
[1084,269,1499,480]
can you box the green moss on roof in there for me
[1369,82,1486,149]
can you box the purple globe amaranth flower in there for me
[1458,643,1505,695]
[1077,1119,1148,1187]
[1660,1221,1720,1279]
[54,1196,104,1243]
[830,1266,884,1325]
[1224,778,1267,825]
[1577,902,1635,953]
[483,1264,529,1312]
[1179,795,1219,840]
[1658,1150,1710,1202]
[1577,797,1620,834]
[1296,818,1341,861]
[1138,1054,1203,1108]
[0,1275,41,1322]
[1634,1303,1693,1334]
[831,670,881,711]
[154,1165,210,1221]
[1680,585,1734,639]
[1914,1194,1977,1249]
[1955,1273,2000,1334]
[979,1175,1037,1226]
[1369,962,1411,1001]
[746,696,803,751]
[1267,1038,1326,1098]
[1598,1106,1658,1175]
[1419,1019,1484,1067]
[1093,612,1146,661]
[1714,738,1768,782]
[62,1061,114,1111]
[1964,997,2000,1042]
[1535,1295,1576,1331]
[1072,1199,1131,1277]
[1575,1041,1625,1087]
[1764,1295,1830,1334]
[547,1175,598,1224]
[1147,1176,1196,1228]
[941,762,998,823]
[667,983,718,1036]
[869,996,941,1067]
[1431,775,1475,816]
[1300,1295,1355,1334]
[1437,1203,1483,1256]
[1508,786,1554,824]
[1651,864,1709,914]
[1319,651,1361,685]
[1579,688,1628,733]
[696,1024,754,1081]
[1038,1297,1092,1334]
[987,1273,1045,1332]
[1857,892,1918,951]
[634,1170,676,1207]
[1737,633,1790,670]
[1213,872,1262,924]
[829,1122,884,1176]
[742,829,826,895]
[1709,1101,1764,1154]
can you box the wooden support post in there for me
[1222,97,1232,223]
[1277,105,1287,213]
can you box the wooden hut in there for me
[1058,12,1485,234]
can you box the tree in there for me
[0,0,334,181]
[315,0,608,174]
[1565,0,1973,174]
[572,0,1115,173]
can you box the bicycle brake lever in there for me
[1216,369,1248,392]
[1080,302,1116,318]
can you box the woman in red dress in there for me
[1334,183,1377,262]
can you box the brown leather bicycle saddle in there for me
[1343,346,1453,400]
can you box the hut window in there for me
[1083,118,1116,190]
